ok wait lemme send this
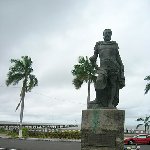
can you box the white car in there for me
[124,145,140,150]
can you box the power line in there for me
[0,85,86,106]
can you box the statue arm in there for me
[116,43,124,70]
[117,51,124,69]
[116,48,125,88]
[90,42,99,62]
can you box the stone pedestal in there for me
[81,109,125,150]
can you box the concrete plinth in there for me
[81,109,125,150]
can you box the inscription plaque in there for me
[87,133,116,147]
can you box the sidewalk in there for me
[0,134,11,138]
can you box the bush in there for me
[0,127,81,139]
[22,127,29,138]
[0,128,6,133]
[7,130,18,138]
[28,130,81,139]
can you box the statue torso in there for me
[95,41,120,70]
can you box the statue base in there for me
[81,109,125,150]
[88,101,116,109]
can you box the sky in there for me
[0,0,150,126]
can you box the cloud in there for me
[0,0,150,126]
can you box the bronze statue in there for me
[89,29,125,108]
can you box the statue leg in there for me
[108,76,117,107]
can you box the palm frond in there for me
[145,122,149,126]
[71,56,97,86]
[147,125,150,130]
[136,124,143,129]
[10,59,25,72]
[144,83,150,94]
[72,78,83,89]
[144,75,150,94]
[137,118,144,121]
[144,75,150,81]
[26,74,38,92]
[6,73,24,86]
[78,56,85,64]
[15,99,22,111]
[145,116,150,122]
[23,56,33,75]
[90,74,97,83]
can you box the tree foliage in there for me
[144,75,150,94]
[136,116,150,133]
[6,56,38,92]
[71,56,97,89]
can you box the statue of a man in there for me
[89,29,125,108]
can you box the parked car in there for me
[124,134,150,145]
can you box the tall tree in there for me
[144,75,150,94]
[6,56,38,138]
[136,116,150,133]
[71,56,97,107]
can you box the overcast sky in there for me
[0,0,150,126]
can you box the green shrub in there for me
[22,127,29,138]
[0,127,81,139]
[7,130,18,138]
[28,130,81,139]
[0,128,6,133]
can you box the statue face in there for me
[103,29,112,41]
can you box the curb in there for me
[0,136,81,142]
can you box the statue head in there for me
[103,29,112,42]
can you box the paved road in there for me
[0,138,81,150]
[0,138,150,150]
[125,145,150,150]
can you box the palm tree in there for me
[136,116,150,133]
[6,56,38,138]
[144,75,150,94]
[71,56,97,108]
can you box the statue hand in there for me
[89,55,97,63]
[119,78,125,89]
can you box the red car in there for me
[124,134,150,145]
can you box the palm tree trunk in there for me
[19,98,24,138]
[145,125,147,133]
[87,79,90,109]
[19,81,26,138]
